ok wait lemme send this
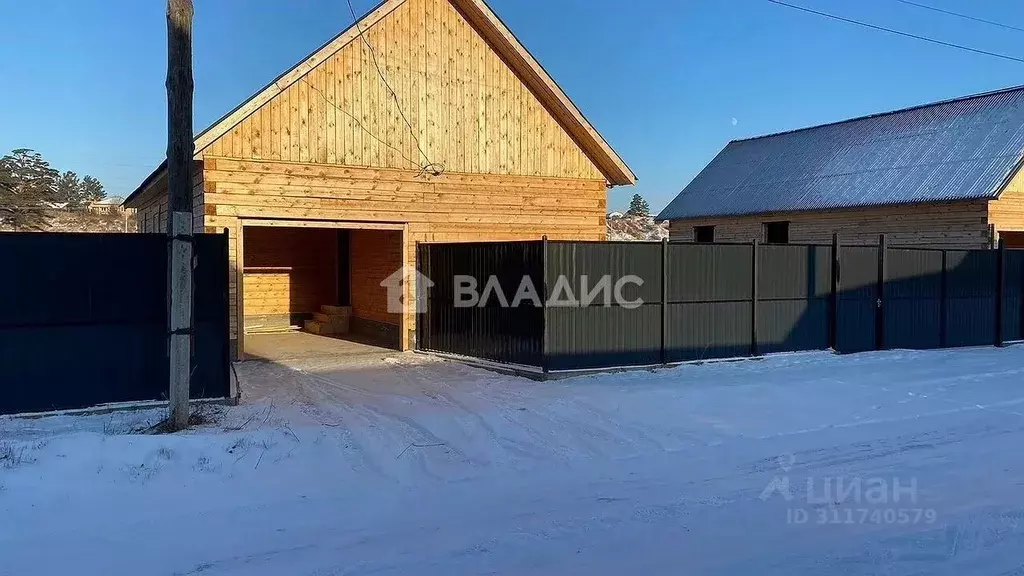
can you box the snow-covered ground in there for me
[3,346,1024,575]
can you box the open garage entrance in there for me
[238,220,406,360]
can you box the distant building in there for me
[659,86,1024,249]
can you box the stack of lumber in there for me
[304,305,352,335]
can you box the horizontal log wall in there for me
[134,166,206,233]
[989,165,1024,234]
[202,157,607,352]
[668,201,992,249]
[202,0,602,181]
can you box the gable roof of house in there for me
[126,0,635,207]
[657,85,1024,221]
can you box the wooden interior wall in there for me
[989,165,1024,233]
[242,227,338,330]
[350,229,403,327]
[201,0,603,181]
[668,201,992,249]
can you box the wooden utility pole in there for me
[167,0,195,431]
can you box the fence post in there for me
[415,241,423,352]
[996,238,1006,347]
[940,250,948,348]
[751,239,760,356]
[830,232,840,351]
[541,235,549,376]
[661,237,669,365]
[222,228,235,402]
[876,233,887,351]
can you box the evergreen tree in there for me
[80,175,106,203]
[57,171,82,206]
[0,149,59,230]
[626,193,650,217]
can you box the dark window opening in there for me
[764,221,789,244]
[1000,231,1024,249]
[694,225,715,243]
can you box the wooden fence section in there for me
[417,236,1024,375]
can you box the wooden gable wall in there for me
[201,0,604,181]
[989,162,1024,233]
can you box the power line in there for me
[894,0,1024,34]
[766,0,1024,64]
[345,0,444,176]
[301,78,423,170]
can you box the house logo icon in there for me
[380,266,434,314]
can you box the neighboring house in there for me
[124,0,635,358]
[658,86,1024,250]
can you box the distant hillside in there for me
[606,214,669,241]
[1,203,137,233]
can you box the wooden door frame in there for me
[236,218,409,360]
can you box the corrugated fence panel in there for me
[946,250,997,347]
[666,243,753,361]
[837,246,878,353]
[193,235,232,400]
[1004,250,1024,342]
[885,249,943,349]
[545,242,662,370]
[0,233,230,415]
[758,244,832,353]
[546,242,662,304]
[547,306,662,370]
[418,241,544,367]
[418,240,1024,375]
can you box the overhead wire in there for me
[893,0,1024,34]
[301,78,424,170]
[766,0,1024,64]
[344,0,445,176]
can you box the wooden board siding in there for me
[134,165,205,233]
[668,201,992,249]
[242,227,338,330]
[202,157,607,351]
[201,0,603,181]
[989,164,1024,234]
[349,229,403,328]
[202,158,606,237]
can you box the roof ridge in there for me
[730,84,1024,145]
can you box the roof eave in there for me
[450,0,636,185]
[122,160,168,208]
[182,0,634,186]
[660,195,993,222]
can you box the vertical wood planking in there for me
[326,55,337,165]
[199,0,605,181]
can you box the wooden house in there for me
[658,87,1024,250]
[124,0,635,358]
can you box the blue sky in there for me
[2,0,1024,211]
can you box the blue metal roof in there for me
[658,86,1024,221]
